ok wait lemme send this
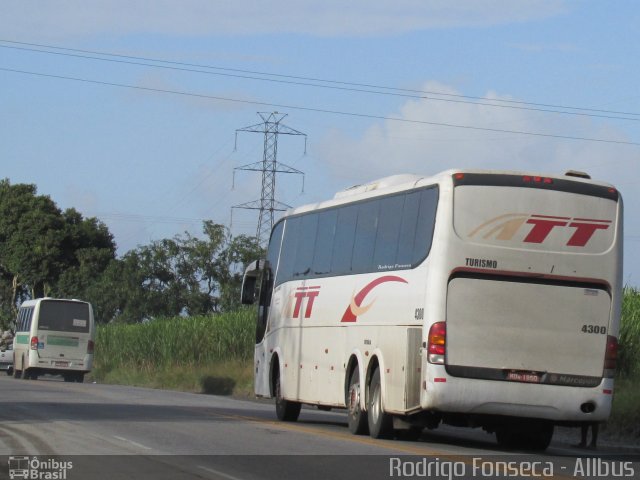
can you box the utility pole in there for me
[232,112,306,247]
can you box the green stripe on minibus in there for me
[47,336,79,347]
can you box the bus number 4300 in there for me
[581,325,606,334]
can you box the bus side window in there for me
[17,308,28,332]
[26,308,33,331]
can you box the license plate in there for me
[506,371,541,383]
[54,361,69,367]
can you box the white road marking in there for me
[198,465,245,480]
[112,435,152,450]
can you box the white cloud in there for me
[0,0,567,39]
[315,83,640,283]
[316,81,637,185]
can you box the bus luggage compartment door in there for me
[445,277,610,383]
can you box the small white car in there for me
[0,343,14,375]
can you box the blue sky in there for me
[1,1,639,284]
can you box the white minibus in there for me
[13,298,95,382]
[241,169,622,450]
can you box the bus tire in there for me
[13,368,21,379]
[347,369,368,435]
[527,424,553,451]
[367,367,393,439]
[76,373,85,383]
[274,369,301,422]
[495,423,553,452]
[21,358,30,380]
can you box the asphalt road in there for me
[0,375,637,480]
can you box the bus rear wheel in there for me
[495,422,554,451]
[274,369,301,422]
[367,367,393,439]
[347,368,368,435]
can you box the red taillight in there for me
[427,322,446,364]
[523,175,553,184]
[454,173,464,180]
[88,340,95,354]
[604,335,618,376]
[30,336,39,350]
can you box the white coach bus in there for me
[13,298,95,382]
[241,169,622,450]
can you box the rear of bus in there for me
[426,171,622,442]
[25,298,95,382]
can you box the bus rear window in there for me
[38,301,90,333]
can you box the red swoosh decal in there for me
[341,275,408,322]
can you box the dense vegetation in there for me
[619,287,640,378]
[608,287,640,439]
[0,179,262,327]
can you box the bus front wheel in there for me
[274,369,301,422]
[367,367,393,439]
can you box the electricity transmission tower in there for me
[232,112,306,247]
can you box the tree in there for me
[54,208,116,299]
[0,177,263,326]
[0,180,64,307]
[0,179,116,328]
[92,222,263,323]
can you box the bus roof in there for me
[285,169,618,218]
[19,298,90,307]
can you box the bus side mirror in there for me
[241,259,265,305]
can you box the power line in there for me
[2,66,639,147]
[1,40,640,122]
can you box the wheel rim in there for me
[348,383,360,416]
[371,382,381,424]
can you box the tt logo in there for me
[469,214,612,247]
[292,286,320,319]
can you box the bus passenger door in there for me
[254,264,274,397]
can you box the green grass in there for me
[619,287,640,378]
[607,377,640,439]
[90,359,254,397]
[91,309,255,396]
[608,287,640,440]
